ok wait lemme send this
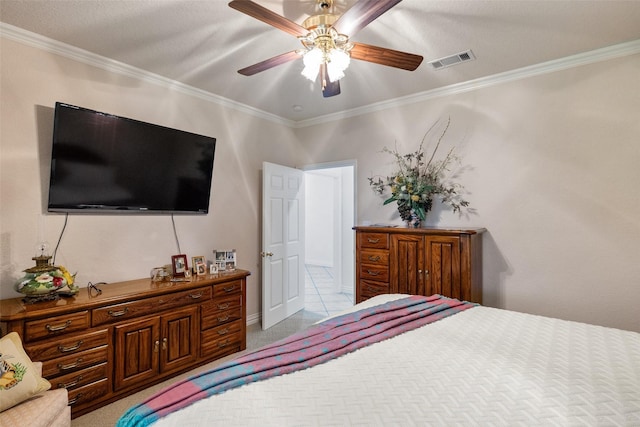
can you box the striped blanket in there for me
[117,294,475,427]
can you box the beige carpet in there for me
[71,309,323,427]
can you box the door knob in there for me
[261,251,274,257]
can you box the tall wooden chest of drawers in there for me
[355,226,484,304]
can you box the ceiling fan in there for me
[228,0,423,98]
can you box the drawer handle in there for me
[58,341,83,353]
[367,286,375,292]
[217,328,229,335]
[217,303,230,310]
[218,339,230,348]
[162,337,168,351]
[367,238,380,243]
[189,292,203,299]
[366,270,380,276]
[68,392,83,406]
[154,340,160,353]
[46,320,71,333]
[58,375,83,389]
[108,307,129,317]
[222,285,237,293]
[368,255,381,262]
[217,315,230,322]
[58,358,83,371]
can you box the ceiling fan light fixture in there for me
[327,48,350,82]
[302,47,323,81]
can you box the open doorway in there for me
[303,161,356,318]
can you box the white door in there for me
[261,162,305,330]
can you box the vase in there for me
[407,209,422,228]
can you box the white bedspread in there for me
[153,295,640,426]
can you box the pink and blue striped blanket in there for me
[117,294,476,427]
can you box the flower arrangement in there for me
[368,118,469,225]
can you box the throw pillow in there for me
[0,332,51,412]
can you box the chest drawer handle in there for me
[223,285,237,293]
[367,238,380,243]
[58,341,83,353]
[218,339,230,348]
[217,315,230,322]
[58,358,83,371]
[366,270,380,276]
[46,320,71,333]
[217,303,230,310]
[68,392,83,406]
[368,255,381,262]
[217,328,229,335]
[108,307,129,317]
[189,292,203,299]
[58,375,83,389]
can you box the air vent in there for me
[428,50,476,70]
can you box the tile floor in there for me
[304,264,354,318]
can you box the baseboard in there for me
[247,312,260,326]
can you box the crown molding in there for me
[0,23,295,128]
[294,39,640,128]
[2,22,638,129]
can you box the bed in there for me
[118,294,640,426]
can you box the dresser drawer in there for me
[200,320,242,358]
[25,328,109,361]
[359,280,390,300]
[67,377,109,408]
[52,362,108,391]
[358,232,389,249]
[42,345,108,378]
[359,265,389,282]
[92,286,212,326]
[201,295,242,330]
[24,311,90,342]
[359,249,389,266]
[213,280,243,298]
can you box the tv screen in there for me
[48,102,216,214]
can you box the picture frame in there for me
[191,256,205,274]
[171,254,188,277]
[209,263,218,274]
[213,249,236,272]
[195,262,207,276]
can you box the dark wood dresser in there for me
[354,226,485,304]
[0,269,250,417]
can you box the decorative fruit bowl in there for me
[15,255,77,301]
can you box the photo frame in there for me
[195,262,207,276]
[213,249,236,272]
[209,263,218,274]
[191,256,205,274]
[171,254,188,277]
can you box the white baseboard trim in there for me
[246,312,260,326]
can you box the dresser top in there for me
[353,226,486,235]
[0,269,250,322]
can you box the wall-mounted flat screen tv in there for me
[48,102,216,214]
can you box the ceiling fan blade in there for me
[319,63,341,97]
[332,0,403,37]
[237,50,300,76]
[322,80,341,98]
[228,0,308,37]
[351,42,423,71]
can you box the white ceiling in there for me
[2,0,640,123]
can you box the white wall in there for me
[304,172,334,266]
[296,53,640,333]
[0,37,301,319]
